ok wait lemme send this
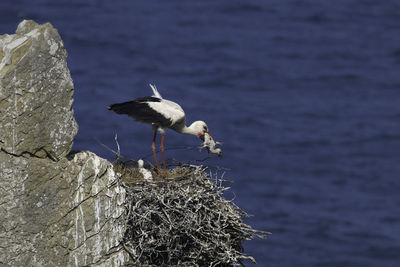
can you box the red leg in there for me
[152,130,160,171]
[160,134,167,170]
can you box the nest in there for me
[115,161,269,266]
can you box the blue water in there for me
[2,1,400,266]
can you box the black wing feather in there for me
[108,97,172,127]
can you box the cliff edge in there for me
[0,20,128,266]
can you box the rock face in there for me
[0,151,128,266]
[0,20,77,159]
[0,21,129,266]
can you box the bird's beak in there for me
[198,131,213,141]
[198,133,205,141]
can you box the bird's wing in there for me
[147,99,185,126]
[149,84,162,99]
[108,97,173,127]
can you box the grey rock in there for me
[0,20,78,159]
[0,21,129,266]
[0,151,129,266]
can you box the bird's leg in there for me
[152,130,161,171]
[160,134,167,171]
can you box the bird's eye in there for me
[203,126,208,131]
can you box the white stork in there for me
[108,84,212,171]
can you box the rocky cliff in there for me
[0,20,129,266]
[0,20,267,267]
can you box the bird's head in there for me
[190,120,210,141]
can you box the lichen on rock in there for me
[0,151,129,267]
[0,21,128,267]
[0,19,77,160]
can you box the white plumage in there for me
[149,84,162,98]
[147,84,186,130]
[108,84,215,171]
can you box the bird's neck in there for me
[179,124,199,136]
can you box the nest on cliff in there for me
[115,160,269,266]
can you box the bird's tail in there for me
[149,84,162,99]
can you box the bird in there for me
[108,84,212,171]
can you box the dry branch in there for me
[115,162,270,266]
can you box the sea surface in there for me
[1,1,400,266]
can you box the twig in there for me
[121,165,270,266]
[114,133,121,159]
[94,135,124,160]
